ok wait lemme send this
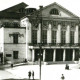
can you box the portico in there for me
[31,48,79,62]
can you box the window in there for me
[3,22,10,27]
[13,22,19,27]
[70,31,74,44]
[13,51,18,59]
[42,30,47,43]
[61,31,66,44]
[50,8,59,15]
[52,30,56,44]
[19,8,24,13]
[13,34,18,44]
[32,30,37,44]
[6,54,11,57]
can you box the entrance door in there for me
[65,49,73,61]
[56,49,63,61]
[0,53,3,63]
[45,49,53,61]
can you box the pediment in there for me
[41,2,78,18]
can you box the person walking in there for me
[32,71,34,80]
[61,74,65,80]
[28,71,31,79]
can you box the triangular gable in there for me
[35,2,79,18]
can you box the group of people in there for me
[28,71,34,80]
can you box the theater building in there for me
[21,2,80,63]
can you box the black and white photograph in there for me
[0,0,80,80]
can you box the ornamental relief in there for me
[42,20,48,29]
[61,22,67,30]
[9,32,24,37]
[52,21,58,29]
[31,19,39,29]
[70,22,76,30]
[42,20,58,29]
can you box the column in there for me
[57,24,61,44]
[74,25,79,44]
[72,49,75,61]
[47,24,52,43]
[43,49,46,62]
[25,18,30,59]
[63,49,66,61]
[28,23,32,43]
[37,23,41,43]
[53,49,56,62]
[32,49,35,62]
[66,25,70,44]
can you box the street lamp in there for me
[37,7,43,80]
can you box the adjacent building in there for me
[0,2,28,64]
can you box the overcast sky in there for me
[0,0,80,17]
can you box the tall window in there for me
[32,30,37,44]
[13,51,18,59]
[50,8,59,15]
[70,31,74,44]
[61,31,66,45]
[52,30,56,45]
[42,30,47,43]
[13,34,18,44]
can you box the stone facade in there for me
[0,2,80,64]
[21,2,80,63]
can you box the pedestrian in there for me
[61,74,65,80]
[65,64,69,70]
[11,63,13,68]
[32,71,34,80]
[28,71,31,79]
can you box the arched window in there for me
[50,8,59,15]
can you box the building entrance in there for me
[45,49,53,61]
[65,49,73,61]
[75,49,79,61]
[0,53,3,64]
[56,49,63,61]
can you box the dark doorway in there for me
[35,49,43,61]
[75,49,79,61]
[45,49,53,61]
[0,53,3,63]
[56,49,63,61]
[65,49,73,61]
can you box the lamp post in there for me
[38,17,42,80]
[37,8,43,80]
[38,45,42,80]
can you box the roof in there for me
[1,2,28,12]
[0,2,28,19]
[0,12,26,19]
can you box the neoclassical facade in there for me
[21,2,80,63]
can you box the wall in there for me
[4,28,26,43]
[0,27,4,52]
[4,28,26,62]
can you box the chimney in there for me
[39,5,43,10]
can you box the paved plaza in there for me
[1,63,79,80]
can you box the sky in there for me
[0,0,80,16]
